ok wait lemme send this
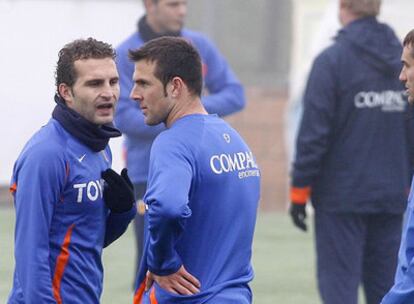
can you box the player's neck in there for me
[165,97,207,128]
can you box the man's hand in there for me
[289,203,307,232]
[145,266,201,295]
[101,168,135,213]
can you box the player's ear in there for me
[58,83,74,105]
[167,77,181,98]
[169,77,184,98]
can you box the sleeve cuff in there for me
[290,186,311,204]
[109,203,137,221]
[148,262,182,277]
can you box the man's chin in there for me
[145,118,162,126]
[94,116,113,125]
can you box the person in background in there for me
[382,29,414,304]
[128,36,259,303]
[285,0,340,164]
[115,0,246,282]
[7,38,136,303]
[289,0,414,303]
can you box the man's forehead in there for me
[135,59,156,67]
[74,58,117,77]
[402,45,414,60]
[74,57,115,69]
[134,60,156,74]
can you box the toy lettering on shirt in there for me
[73,180,103,203]
[210,151,260,179]
[354,90,406,112]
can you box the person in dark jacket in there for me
[115,0,246,286]
[289,0,414,303]
[382,29,414,304]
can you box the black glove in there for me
[101,168,135,213]
[289,203,307,232]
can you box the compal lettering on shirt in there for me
[210,151,260,179]
[354,90,406,112]
[73,180,104,203]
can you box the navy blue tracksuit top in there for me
[292,17,414,214]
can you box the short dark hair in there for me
[128,37,203,97]
[403,30,414,58]
[55,38,116,93]
[143,0,159,7]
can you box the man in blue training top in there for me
[128,37,260,304]
[8,38,136,304]
[289,0,414,303]
[382,29,414,304]
[115,0,246,279]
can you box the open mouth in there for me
[96,103,114,117]
[97,103,113,110]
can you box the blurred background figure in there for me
[285,0,340,164]
[114,0,246,287]
[289,0,414,304]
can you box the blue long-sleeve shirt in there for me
[133,114,260,304]
[115,29,245,184]
[382,178,414,304]
[292,17,413,213]
[8,119,136,304]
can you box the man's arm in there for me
[104,207,136,247]
[290,53,336,230]
[199,37,245,117]
[144,136,199,294]
[381,203,414,303]
[12,146,66,303]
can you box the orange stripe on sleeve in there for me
[290,186,311,205]
[150,287,158,304]
[52,224,75,304]
[9,183,17,194]
[133,280,146,304]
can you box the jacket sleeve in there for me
[144,138,192,275]
[104,205,137,247]
[381,200,414,303]
[292,52,337,188]
[114,47,165,138]
[12,145,66,303]
[199,37,246,117]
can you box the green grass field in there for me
[0,208,322,303]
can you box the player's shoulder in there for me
[182,28,208,40]
[153,125,186,148]
[311,42,343,72]
[18,119,68,164]
[182,29,214,48]
[152,115,207,149]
